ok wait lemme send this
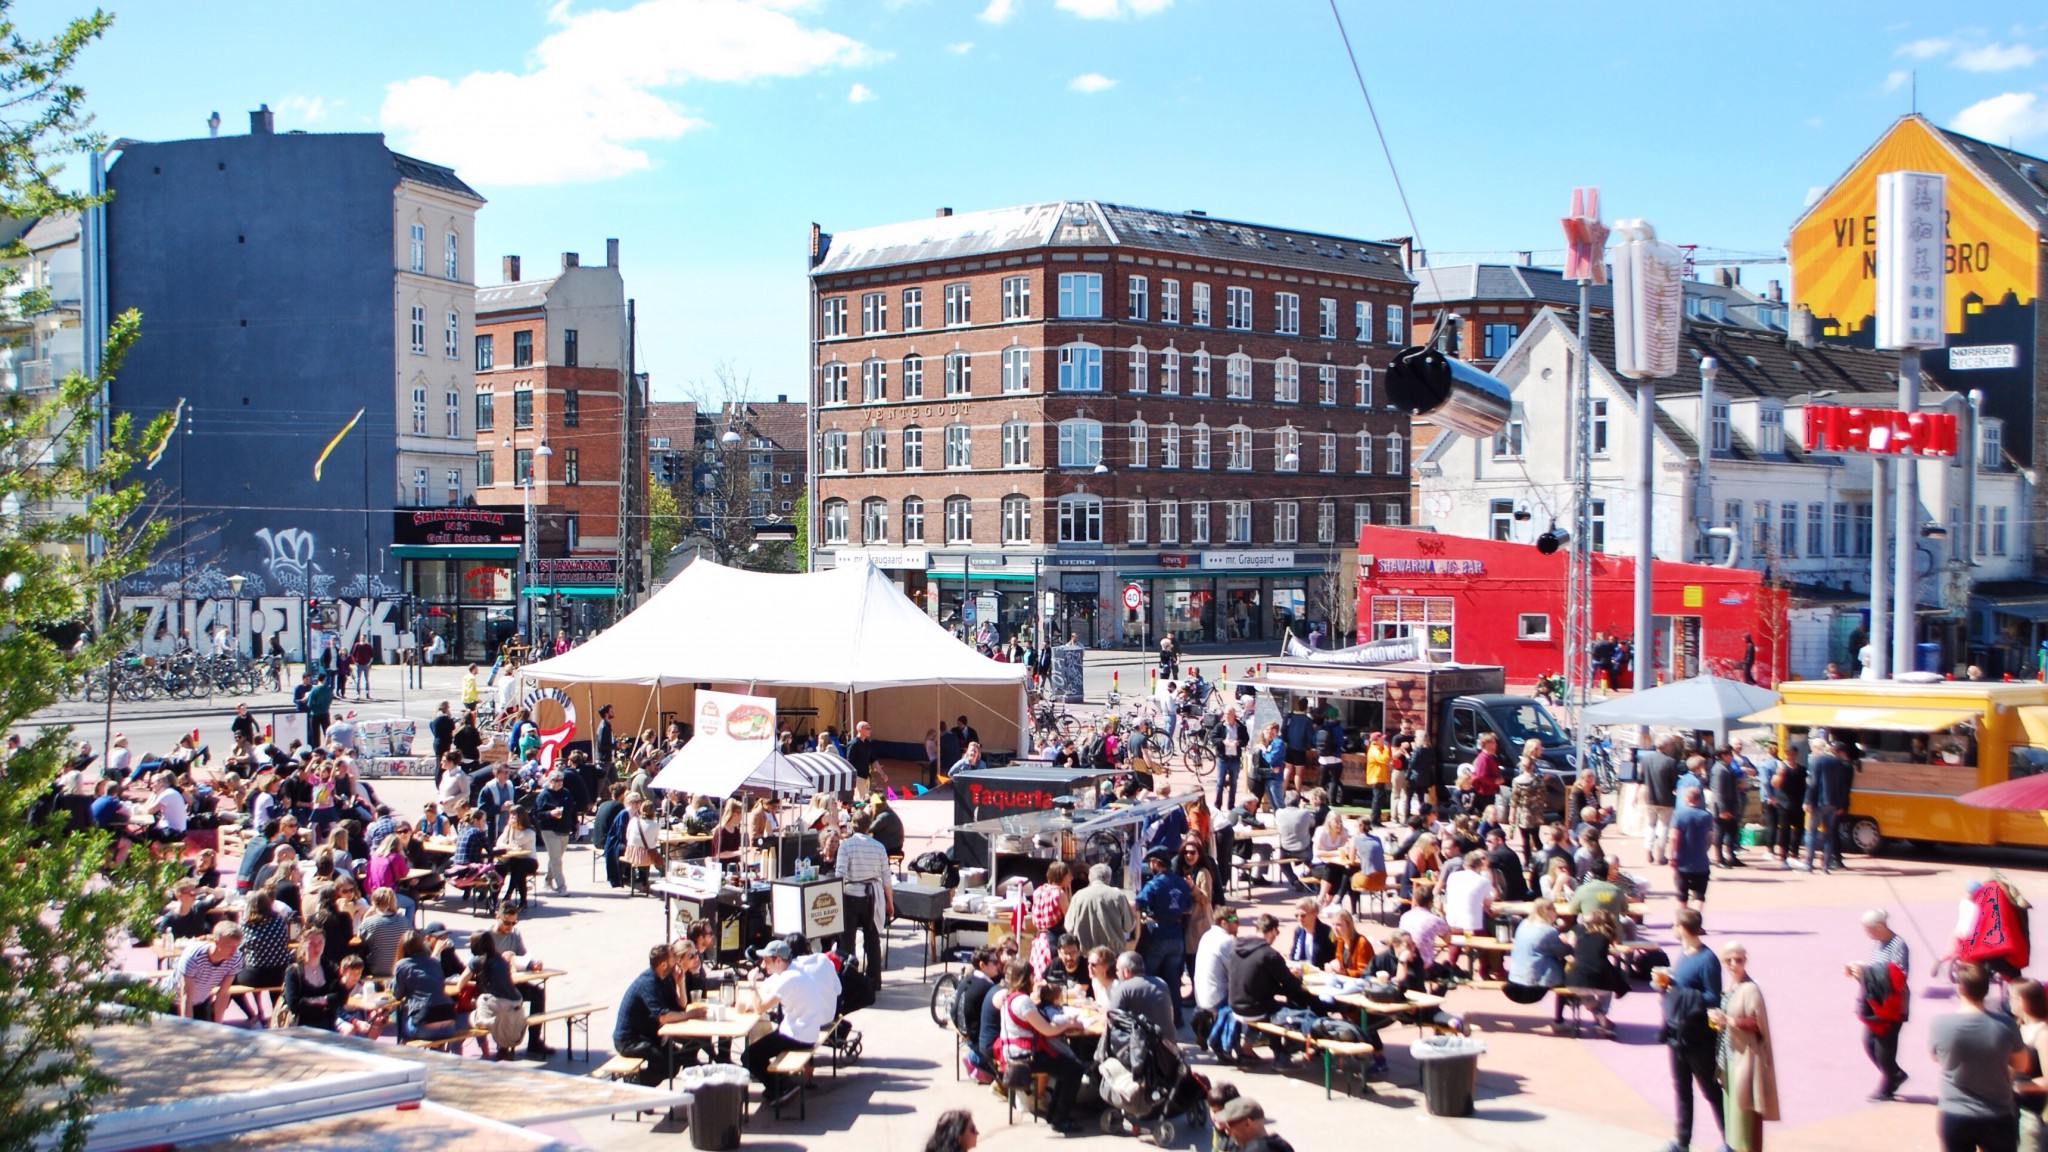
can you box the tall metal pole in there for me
[1635,379,1655,690]
[1868,459,1891,679]
[1892,352,1920,673]
[1566,287,1595,774]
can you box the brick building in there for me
[808,201,1414,648]
[646,396,806,569]
[471,242,634,642]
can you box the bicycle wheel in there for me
[929,971,960,1028]
[1183,740,1215,779]
[1143,732,1171,765]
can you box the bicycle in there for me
[1584,733,1621,793]
[927,946,981,1028]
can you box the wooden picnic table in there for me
[659,1011,761,1045]
[1490,899,1649,922]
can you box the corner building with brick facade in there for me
[809,202,1414,649]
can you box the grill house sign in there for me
[393,509,524,546]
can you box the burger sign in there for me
[696,690,778,746]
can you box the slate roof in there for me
[391,151,484,202]
[475,278,557,314]
[814,201,1412,284]
[1415,262,1784,330]
[1937,127,2048,224]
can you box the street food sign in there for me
[1802,403,1958,457]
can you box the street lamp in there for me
[507,436,553,643]
[225,574,246,657]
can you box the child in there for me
[334,955,389,1038]
[1452,765,1477,817]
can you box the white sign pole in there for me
[1876,171,1945,676]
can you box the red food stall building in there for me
[1354,526,1788,688]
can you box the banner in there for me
[696,690,778,748]
[1281,633,1422,666]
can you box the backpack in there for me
[1309,1015,1365,1043]
[1961,877,2033,977]
[1083,734,1111,771]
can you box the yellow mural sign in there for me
[1790,116,2038,339]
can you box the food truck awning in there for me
[1236,670,1388,698]
[2016,706,2048,745]
[1742,703,1983,733]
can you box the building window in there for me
[444,311,459,358]
[563,447,580,485]
[1128,419,1149,468]
[1273,500,1298,544]
[1165,348,1185,396]
[1058,343,1103,392]
[1482,323,1519,359]
[1385,304,1405,345]
[562,513,578,550]
[513,388,533,429]
[446,469,461,504]
[1588,499,1606,551]
[1226,424,1253,471]
[862,497,888,543]
[944,422,971,468]
[1224,500,1251,544]
[1356,430,1373,474]
[903,496,925,543]
[1001,420,1031,468]
[902,425,924,470]
[1225,286,1252,330]
[821,296,848,337]
[861,291,886,333]
[1001,275,1031,320]
[1161,279,1181,324]
[901,287,923,330]
[412,468,428,507]
[1190,500,1211,544]
[1001,346,1030,393]
[1160,498,1180,544]
[1517,613,1551,641]
[475,334,493,371]
[1191,422,1211,469]
[1160,422,1181,469]
[1490,500,1515,540]
[409,305,426,354]
[444,230,459,279]
[1591,398,1609,456]
[901,353,924,399]
[1129,345,1149,393]
[1274,292,1301,336]
[822,361,848,405]
[1779,502,1798,557]
[477,451,496,488]
[1128,275,1149,320]
[822,499,850,543]
[1058,494,1102,543]
[1057,419,1102,468]
[1274,357,1299,404]
[1386,432,1404,474]
[1752,500,1771,555]
[1318,364,1337,406]
[1225,353,1252,399]
[1275,426,1300,472]
[861,358,887,402]
[945,495,973,543]
[1356,301,1373,342]
[945,351,972,396]
[1982,419,2003,470]
[1854,503,1878,557]
[1354,502,1371,537]
[1832,501,1850,556]
[1319,298,1338,339]
[1057,272,1101,318]
[514,448,534,484]
[445,390,460,438]
[1318,432,1336,473]
[475,390,495,432]
[997,494,1030,543]
[513,330,533,367]
[1383,502,1404,526]
[822,429,848,472]
[1710,400,1731,452]
[1356,362,1374,407]
[1758,403,1784,455]
[563,328,578,368]
[409,223,425,272]
[1807,503,1826,557]
[410,387,427,435]
[1318,501,1335,543]
[862,427,887,471]
[1493,417,1524,459]
[943,282,971,326]
[1128,498,1148,544]
[563,389,579,427]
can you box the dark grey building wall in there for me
[109,130,398,611]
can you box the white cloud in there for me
[1882,69,1912,93]
[1952,90,2048,143]
[381,0,878,185]
[847,82,875,103]
[1954,42,2042,72]
[947,40,974,54]
[278,95,337,124]
[1803,115,1824,128]
[1897,37,1955,59]
[1055,0,1172,16]
[1068,72,1116,94]
[979,0,1018,23]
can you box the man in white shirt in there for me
[835,811,893,979]
[1193,908,1240,1014]
[1398,879,1451,964]
[144,772,189,845]
[745,940,831,1105]
[1442,850,1495,935]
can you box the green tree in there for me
[0,9,182,1151]
[646,469,682,564]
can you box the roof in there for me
[814,200,1412,284]
[1937,126,2048,223]
[1415,262,1784,330]
[475,277,559,313]
[390,151,484,202]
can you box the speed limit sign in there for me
[1122,582,1144,611]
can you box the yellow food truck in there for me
[1746,678,2048,854]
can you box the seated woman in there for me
[1324,907,1376,978]
[994,961,1087,1135]
[495,807,540,907]
[1564,908,1630,1034]
[1365,931,1465,1033]
[1311,811,1356,908]
[233,888,296,1022]
[333,954,390,1038]
[281,928,343,1030]
[392,929,458,1042]
[1539,855,1576,904]
[1505,901,1574,1024]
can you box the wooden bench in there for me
[765,1049,814,1120]
[405,1026,490,1055]
[1243,1020,1378,1099]
[593,1054,647,1082]
[526,1003,604,1062]
[226,984,283,1025]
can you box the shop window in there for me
[1517,613,1551,640]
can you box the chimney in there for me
[502,255,521,282]
[249,104,274,135]
[935,207,953,218]
[1788,303,1815,347]
[1516,250,1533,267]
[777,394,788,403]
[1767,279,1783,303]
[562,252,580,270]
[606,238,619,267]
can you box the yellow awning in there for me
[2016,706,2048,746]
[1740,703,1982,733]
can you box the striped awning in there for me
[787,751,857,795]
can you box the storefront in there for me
[929,553,1041,646]
[525,557,622,643]
[1117,551,1332,648]
[1354,526,1786,688]
[393,509,524,663]
[826,548,932,612]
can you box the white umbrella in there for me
[1576,675,1781,741]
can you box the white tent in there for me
[649,745,855,798]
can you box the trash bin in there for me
[1409,1036,1486,1117]
[1739,822,1764,848]
[1915,641,1941,674]
[687,1079,746,1150]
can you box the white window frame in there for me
[1318,432,1336,473]
[444,310,459,358]
[1274,356,1300,403]
[1192,422,1211,470]
[862,357,887,402]
[901,287,924,330]
[444,230,459,280]
[1161,278,1181,324]
[1129,345,1149,393]
[1517,613,1551,641]
[1385,432,1404,474]
[943,282,971,326]
[1002,494,1032,543]
[1273,501,1299,544]
[945,351,972,396]
[1127,275,1149,320]
[1128,419,1149,469]
[902,353,924,399]
[1224,500,1251,544]
[1192,282,1212,326]
[944,422,972,469]
[1710,400,1731,452]
[862,497,889,544]
[823,499,850,544]
[1275,292,1300,335]
[903,496,926,543]
[1758,402,1785,455]
[1225,353,1253,399]
[1356,301,1373,343]
[409,305,426,354]
[1190,500,1211,544]
[411,386,427,435]
[446,469,461,504]
[861,291,886,334]
[1160,422,1181,469]
[1318,364,1337,406]
[822,361,848,405]
[1159,498,1180,544]
[1057,494,1103,544]
[1275,426,1300,472]
[822,429,849,472]
[413,468,428,507]
[1190,349,1209,397]
[1225,286,1252,331]
[1001,420,1031,468]
[1002,275,1032,321]
[1127,498,1148,544]
[1493,418,1525,460]
[1591,397,1609,456]
[1354,503,1371,537]
[1057,418,1103,468]
[409,223,424,272]
[861,426,887,471]
[1001,346,1030,393]
[1226,424,1253,471]
[1058,342,1103,392]
[944,496,972,544]
[902,425,924,470]
[1356,430,1373,474]
[1317,501,1335,544]
[1385,304,1405,344]
[1356,361,1374,407]
[1057,272,1102,318]
[445,390,460,438]
[821,296,848,337]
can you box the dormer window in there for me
[1758,403,1784,455]
[1710,400,1731,453]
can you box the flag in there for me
[313,408,365,481]
[144,397,186,470]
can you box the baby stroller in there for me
[1094,1009,1210,1145]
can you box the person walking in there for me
[1211,706,1247,810]
[533,770,575,895]
[2010,979,2048,1151]
[1763,741,1805,870]
[1708,746,1748,868]
[1066,862,1137,956]
[1640,735,1681,865]
[1135,848,1193,1024]
[1712,941,1779,1152]
[1805,739,1854,873]
[349,636,375,700]
[1850,907,1914,1102]
[1669,786,1715,915]
[1657,906,1724,1152]
[1931,962,2028,1152]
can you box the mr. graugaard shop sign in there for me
[393,508,524,546]
[532,558,619,588]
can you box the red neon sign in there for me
[1802,404,1957,458]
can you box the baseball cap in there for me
[1217,1098,1264,1124]
[422,921,449,937]
[755,939,792,962]
[1216,908,1240,924]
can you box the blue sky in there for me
[22,0,2048,400]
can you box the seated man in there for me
[156,877,223,940]
[950,947,1005,1082]
[613,943,697,1086]
[743,940,832,1106]
[1107,949,1176,1037]
[1041,934,1087,988]
[1226,913,1312,1026]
